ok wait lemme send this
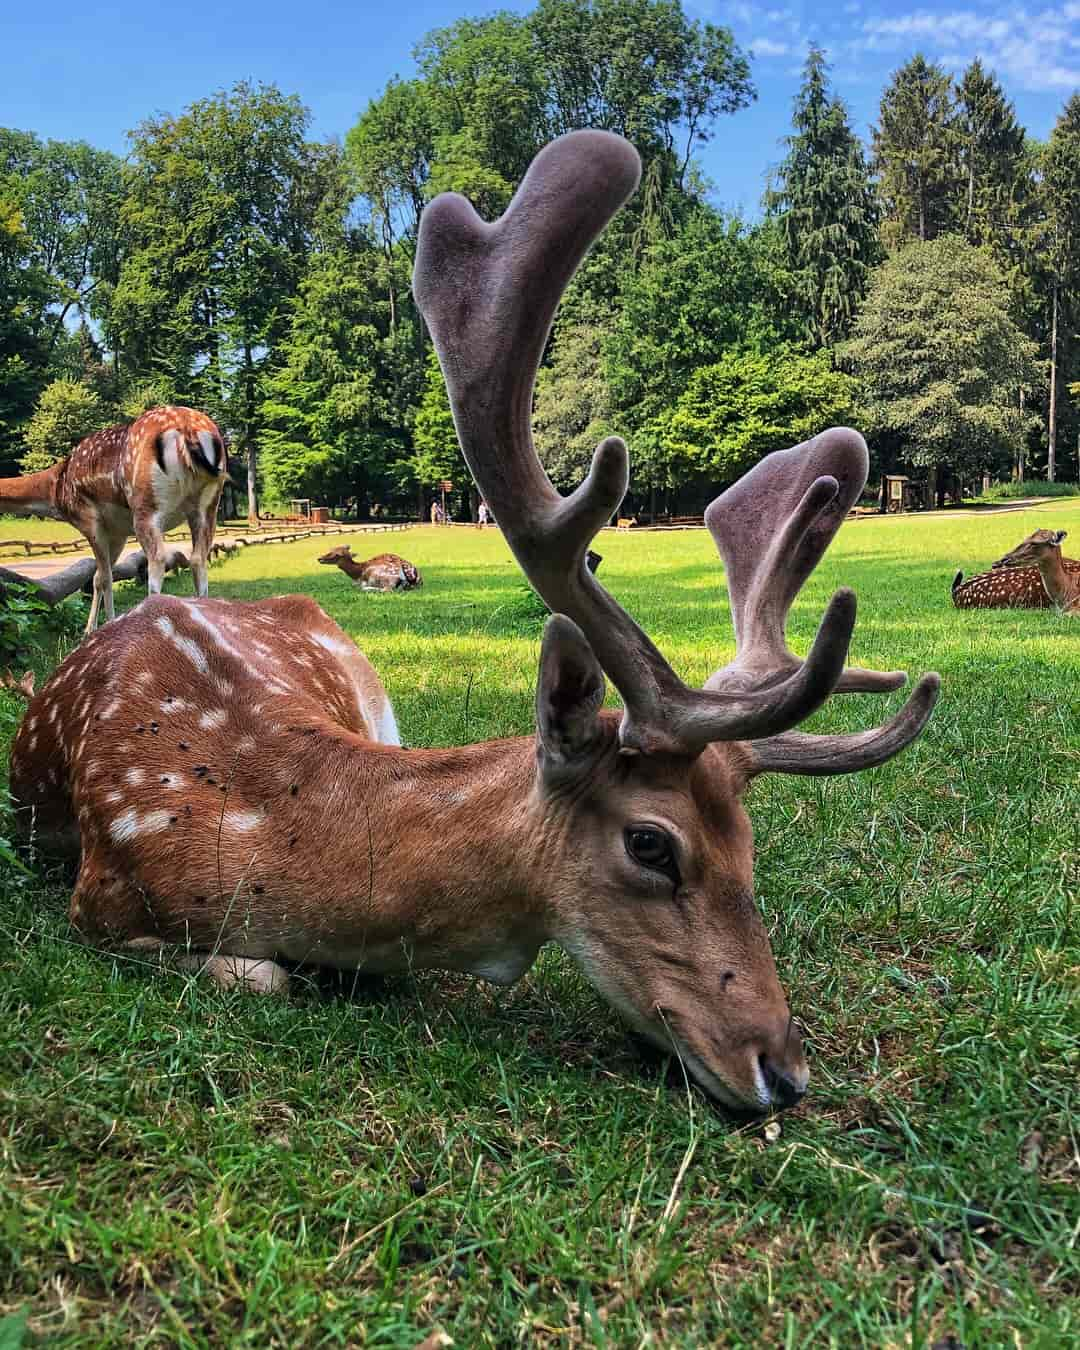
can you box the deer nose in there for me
[759,1054,807,1110]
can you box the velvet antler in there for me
[414,130,939,765]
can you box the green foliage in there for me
[765,45,880,348]
[874,56,962,247]
[655,346,856,482]
[0,195,52,471]
[19,377,111,472]
[534,302,616,491]
[955,60,1028,258]
[975,478,1079,500]
[0,580,84,660]
[407,348,460,490]
[842,235,1041,478]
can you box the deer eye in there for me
[625,826,680,883]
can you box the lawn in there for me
[1,504,1077,1347]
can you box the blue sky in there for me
[4,2,1079,218]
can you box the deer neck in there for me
[286,732,553,982]
[0,465,64,520]
[1036,550,1072,607]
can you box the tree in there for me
[260,239,420,512]
[0,195,53,471]
[842,236,1040,494]
[765,45,880,348]
[534,303,617,491]
[20,378,111,472]
[654,347,856,484]
[114,83,348,519]
[1038,96,1080,482]
[407,349,460,498]
[873,55,961,247]
[955,60,1027,257]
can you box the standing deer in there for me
[953,530,1080,609]
[991,529,1080,614]
[317,546,422,591]
[8,133,939,1114]
[0,407,226,632]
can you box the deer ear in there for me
[536,614,607,772]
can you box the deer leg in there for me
[85,535,118,632]
[134,512,168,596]
[186,506,216,598]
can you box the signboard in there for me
[439,480,454,493]
[890,479,903,501]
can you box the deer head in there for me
[992,529,1068,569]
[318,545,355,566]
[414,131,940,1110]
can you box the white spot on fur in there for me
[109,809,140,842]
[310,631,355,659]
[377,698,401,746]
[155,615,209,672]
[225,810,263,832]
[126,768,145,786]
[199,708,227,729]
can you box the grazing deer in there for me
[317,546,422,591]
[991,529,1080,614]
[0,406,226,632]
[617,515,637,530]
[953,530,1080,609]
[8,133,939,1114]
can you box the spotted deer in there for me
[0,407,226,632]
[953,530,1080,609]
[317,546,422,591]
[991,529,1080,614]
[9,133,939,1114]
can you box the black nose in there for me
[760,1056,806,1111]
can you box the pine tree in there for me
[1039,95,1080,481]
[765,45,880,348]
[874,55,961,247]
[955,60,1027,256]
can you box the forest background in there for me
[4,0,1080,522]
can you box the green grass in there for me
[2,509,1077,1347]
[971,480,1080,503]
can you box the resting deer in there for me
[991,529,1080,614]
[1,669,35,699]
[317,546,422,591]
[8,133,939,1114]
[953,530,1080,609]
[0,407,226,632]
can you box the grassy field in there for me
[1,503,1077,1347]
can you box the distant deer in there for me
[8,133,939,1114]
[317,546,422,591]
[0,407,226,632]
[616,515,637,530]
[991,529,1080,614]
[1,669,35,699]
[953,529,1080,609]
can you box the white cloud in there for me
[752,37,793,56]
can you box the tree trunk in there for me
[926,463,938,510]
[244,342,258,523]
[1017,388,1026,481]
[1049,281,1059,483]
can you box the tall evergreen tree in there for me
[873,55,961,248]
[1038,95,1080,481]
[955,60,1027,257]
[764,45,880,348]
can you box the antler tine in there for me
[414,132,871,757]
[705,428,908,694]
[750,673,941,776]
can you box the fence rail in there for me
[0,520,412,560]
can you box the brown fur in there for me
[318,546,422,591]
[0,406,226,632]
[991,529,1080,614]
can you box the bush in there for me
[20,379,113,472]
[0,581,85,661]
[975,479,1080,502]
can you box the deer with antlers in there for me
[317,546,422,591]
[8,134,939,1114]
[0,407,226,633]
[990,529,1080,614]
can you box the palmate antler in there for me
[414,130,939,765]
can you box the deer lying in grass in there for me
[8,133,939,1113]
[317,545,422,591]
[991,529,1080,614]
[0,407,226,632]
[1,669,35,699]
[952,529,1080,609]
